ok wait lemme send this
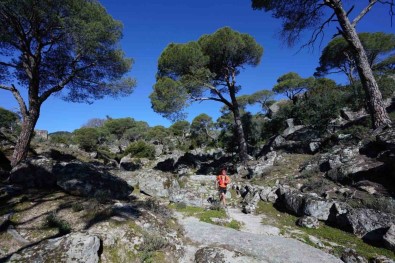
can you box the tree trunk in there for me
[228,84,249,163]
[11,109,40,167]
[331,0,392,128]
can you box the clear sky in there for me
[0,0,394,133]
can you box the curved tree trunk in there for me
[11,109,40,167]
[331,0,391,128]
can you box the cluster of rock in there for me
[240,183,395,252]
[8,156,133,200]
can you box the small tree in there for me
[0,0,136,166]
[273,72,314,103]
[251,0,394,128]
[73,127,99,151]
[190,114,216,147]
[150,27,263,162]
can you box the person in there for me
[216,167,231,207]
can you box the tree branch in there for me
[0,84,28,118]
[0,61,17,68]
[351,0,378,27]
[39,61,94,104]
[203,82,233,108]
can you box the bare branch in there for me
[351,0,378,27]
[203,82,233,108]
[0,84,28,117]
[0,61,17,68]
[300,12,336,51]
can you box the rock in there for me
[340,248,368,263]
[9,157,57,188]
[340,108,368,122]
[252,151,277,177]
[303,198,334,221]
[309,142,321,153]
[136,169,177,198]
[282,118,305,137]
[169,175,219,208]
[7,232,100,263]
[56,161,133,199]
[297,216,319,229]
[279,188,306,216]
[370,256,395,263]
[383,224,395,252]
[119,154,142,171]
[272,135,286,148]
[0,213,11,231]
[340,208,395,241]
[242,191,260,214]
[195,246,260,263]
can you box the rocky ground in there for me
[1,117,395,262]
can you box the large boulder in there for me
[303,198,335,221]
[7,232,101,263]
[338,208,395,242]
[55,161,133,199]
[135,169,178,198]
[9,157,57,188]
[276,187,306,216]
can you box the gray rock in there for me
[119,154,143,171]
[340,208,395,241]
[340,108,368,121]
[297,216,319,229]
[303,198,334,221]
[340,248,368,263]
[7,232,100,263]
[242,191,261,214]
[136,169,177,198]
[383,224,395,252]
[252,151,277,177]
[195,247,260,263]
[282,119,305,137]
[9,157,56,188]
[0,213,11,230]
[370,256,395,263]
[56,161,133,199]
[281,189,305,216]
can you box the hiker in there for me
[216,167,231,207]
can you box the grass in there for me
[256,201,395,260]
[172,203,241,230]
[43,212,71,234]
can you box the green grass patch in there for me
[255,201,298,227]
[256,201,395,260]
[304,225,395,260]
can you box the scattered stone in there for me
[340,248,368,263]
[370,255,395,263]
[195,247,260,263]
[303,198,334,221]
[297,216,319,229]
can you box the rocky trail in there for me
[176,207,343,263]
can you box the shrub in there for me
[73,127,100,151]
[124,140,155,159]
[44,212,71,234]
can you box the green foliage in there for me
[124,140,155,159]
[146,125,169,143]
[247,90,275,113]
[49,131,72,145]
[273,72,314,102]
[0,0,135,103]
[44,212,71,234]
[150,27,263,120]
[0,107,19,130]
[190,113,215,147]
[102,118,136,140]
[316,32,395,82]
[73,127,100,151]
[169,120,190,136]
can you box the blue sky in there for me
[0,0,394,133]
